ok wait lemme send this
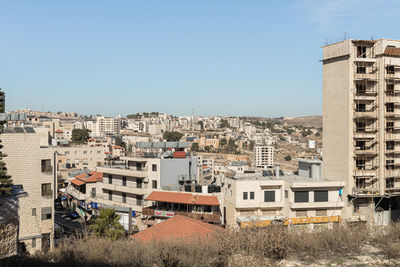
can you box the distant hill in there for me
[283,115,322,128]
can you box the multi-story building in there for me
[95,116,121,136]
[253,144,274,168]
[56,145,107,179]
[2,127,56,253]
[323,39,400,223]
[223,159,344,228]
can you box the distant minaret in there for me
[191,108,194,131]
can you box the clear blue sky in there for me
[2,0,400,117]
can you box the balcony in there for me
[354,166,377,177]
[290,201,345,209]
[41,189,53,198]
[385,111,400,119]
[41,166,53,175]
[67,187,86,200]
[142,207,221,224]
[354,73,377,81]
[352,187,379,196]
[354,94,376,101]
[97,166,148,178]
[353,110,377,119]
[354,149,377,156]
[101,182,148,195]
[385,73,400,81]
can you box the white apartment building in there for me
[323,39,400,223]
[254,144,274,168]
[94,116,121,136]
[223,160,344,228]
[2,127,56,253]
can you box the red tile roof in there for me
[74,171,103,183]
[88,138,95,141]
[55,130,63,133]
[146,191,219,206]
[70,178,85,186]
[113,145,124,149]
[131,215,219,242]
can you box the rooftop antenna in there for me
[191,108,194,131]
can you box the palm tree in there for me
[89,208,125,240]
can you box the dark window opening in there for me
[356,103,366,112]
[356,141,366,150]
[387,83,395,94]
[356,159,366,170]
[356,178,366,189]
[314,190,328,202]
[264,191,275,202]
[387,65,395,74]
[294,191,309,203]
[386,178,395,188]
[387,141,395,150]
[387,103,395,112]
[357,66,366,74]
[357,46,367,58]
[243,192,248,200]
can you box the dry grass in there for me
[3,222,400,266]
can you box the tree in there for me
[71,129,90,144]
[191,142,200,152]
[220,138,227,147]
[284,155,292,161]
[198,121,204,131]
[249,140,255,151]
[88,208,125,240]
[163,131,183,142]
[220,119,229,128]
[115,136,127,150]
[0,89,12,196]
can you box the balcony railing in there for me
[41,189,53,198]
[41,166,53,175]
[142,207,221,224]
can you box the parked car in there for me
[67,211,80,220]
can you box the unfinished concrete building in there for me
[322,39,400,224]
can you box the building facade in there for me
[2,128,56,253]
[253,144,274,168]
[323,39,400,222]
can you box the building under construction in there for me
[322,39,400,224]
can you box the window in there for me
[65,151,70,155]
[386,178,395,188]
[356,103,366,112]
[356,141,366,150]
[314,190,328,202]
[285,190,288,198]
[97,151,101,154]
[294,191,309,203]
[136,196,142,206]
[122,176,127,186]
[387,141,395,150]
[83,151,87,155]
[296,210,307,217]
[386,159,395,170]
[356,178,366,189]
[41,159,52,174]
[387,121,394,131]
[91,188,96,198]
[264,191,275,202]
[109,175,112,184]
[152,164,157,171]
[137,179,142,188]
[32,208,36,216]
[356,159,365,170]
[152,180,157,189]
[357,46,366,58]
[108,190,112,201]
[32,238,36,248]
[387,103,395,112]
[250,192,255,200]
[122,193,126,203]
[243,192,248,200]
[356,83,366,94]
[387,65,395,74]
[41,183,52,196]
[356,121,366,131]
[387,83,395,94]
[41,207,52,220]
[356,66,366,74]
[316,209,327,216]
